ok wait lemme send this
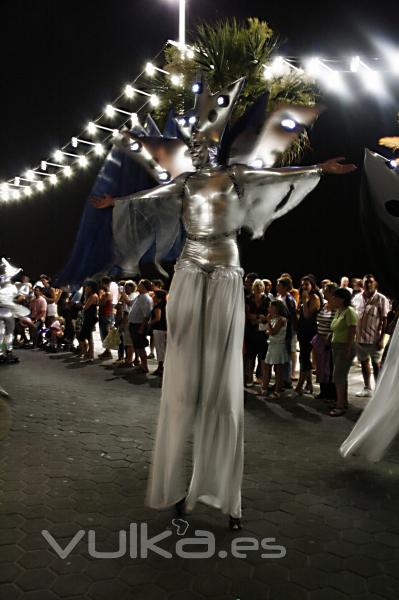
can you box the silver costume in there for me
[106,79,324,518]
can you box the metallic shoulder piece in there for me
[176,77,246,145]
[227,103,322,168]
[113,131,194,184]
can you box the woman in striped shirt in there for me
[312,283,338,400]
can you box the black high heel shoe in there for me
[174,497,186,518]
[229,516,242,531]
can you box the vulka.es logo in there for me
[42,523,287,560]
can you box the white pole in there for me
[179,0,186,52]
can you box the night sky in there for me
[1,0,398,288]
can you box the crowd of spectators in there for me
[4,270,399,415]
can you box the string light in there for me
[3,40,399,204]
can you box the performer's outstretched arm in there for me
[233,158,357,238]
[91,179,186,276]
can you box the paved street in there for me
[1,345,399,600]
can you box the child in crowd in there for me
[259,300,290,399]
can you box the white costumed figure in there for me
[92,78,355,528]
[0,258,30,398]
[341,149,399,462]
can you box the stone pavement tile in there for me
[309,553,344,573]
[328,571,368,595]
[156,569,194,592]
[291,566,328,590]
[87,578,128,599]
[382,560,399,580]
[50,555,90,575]
[0,545,23,563]
[367,574,399,599]
[309,589,348,600]
[270,581,308,600]
[51,572,92,597]
[0,583,22,599]
[0,529,24,545]
[166,593,204,600]
[84,559,122,581]
[216,558,252,581]
[0,562,21,583]
[22,592,59,600]
[14,567,56,592]
[17,550,55,570]
[253,564,289,584]
[231,579,270,600]
[374,532,399,547]
[343,555,383,578]
[341,528,374,544]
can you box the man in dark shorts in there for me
[128,279,153,373]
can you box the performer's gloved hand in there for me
[90,194,115,209]
[319,157,357,175]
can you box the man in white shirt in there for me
[109,279,120,307]
[355,274,390,397]
[117,280,138,367]
[128,279,153,373]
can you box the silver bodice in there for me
[180,168,244,270]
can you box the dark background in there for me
[0,0,398,288]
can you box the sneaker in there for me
[356,388,373,397]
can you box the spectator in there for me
[39,275,57,325]
[28,286,47,347]
[128,279,153,374]
[258,300,290,398]
[329,287,358,416]
[340,276,353,295]
[78,280,99,364]
[109,278,120,308]
[354,274,390,397]
[276,277,297,388]
[262,279,274,301]
[150,290,168,377]
[245,279,270,385]
[98,276,114,360]
[117,280,138,368]
[244,272,259,301]
[312,282,338,400]
[280,273,300,306]
[295,275,322,395]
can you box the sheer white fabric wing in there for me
[237,166,321,238]
[112,181,183,276]
[340,320,399,462]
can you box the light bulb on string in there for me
[78,156,89,168]
[87,122,97,135]
[105,104,116,118]
[49,174,58,185]
[54,150,64,163]
[124,84,135,98]
[94,143,104,156]
[64,166,73,178]
[24,187,32,197]
[36,181,45,192]
[146,62,156,77]
[12,189,20,200]
[150,95,160,107]
[25,170,36,181]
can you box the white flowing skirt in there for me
[146,260,245,518]
[340,320,399,462]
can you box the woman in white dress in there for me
[258,300,290,398]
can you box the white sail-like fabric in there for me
[340,320,399,462]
